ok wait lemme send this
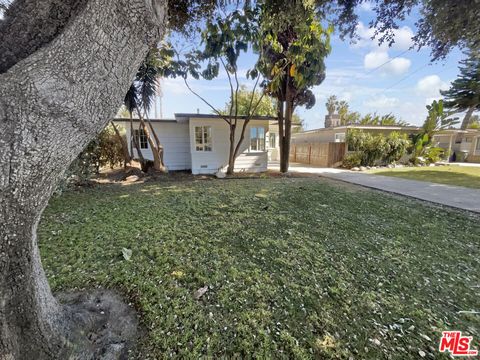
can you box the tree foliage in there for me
[441,48,480,129]
[345,130,410,167]
[322,0,480,60]
[222,85,276,116]
[411,99,458,163]
[257,0,332,172]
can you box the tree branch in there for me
[182,77,231,124]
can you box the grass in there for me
[369,165,480,189]
[38,178,480,359]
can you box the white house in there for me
[113,113,281,174]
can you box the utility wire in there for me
[364,49,410,75]
[381,62,430,92]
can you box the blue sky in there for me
[156,3,466,129]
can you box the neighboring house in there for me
[291,113,480,166]
[113,113,280,174]
[290,120,421,167]
[291,124,421,145]
[432,129,480,163]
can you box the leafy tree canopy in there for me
[441,49,480,111]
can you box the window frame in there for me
[194,125,213,152]
[269,133,276,149]
[475,138,480,153]
[334,132,346,143]
[250,126,266,152]
[133,128,148,149]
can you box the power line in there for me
[381,62,430,92]
[364,49,410,75]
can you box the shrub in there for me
[61,124,126,188]
[342,152,362,168]
[383,132,410,164]
[346,130,409,166]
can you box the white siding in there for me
[189,118,269,174]
[116,120,191,171]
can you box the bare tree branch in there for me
[182,77,231,124]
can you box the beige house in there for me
[432,129,480,163]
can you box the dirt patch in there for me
[57,290,140,360]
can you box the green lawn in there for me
[369,165,480,189]
[39,178,480,359]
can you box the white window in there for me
[133,129,148,149]
[476,138,480,152]
[269,133,276,149]
[195,126,212,151]
[250,127,266,151]
[335,132,346,143]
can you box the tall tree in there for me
[0,1,168,357]
[257,0,332,172]
[136,50,168,172]
[325,95,338,116]
[441,48,480,130]
[336,100,350,124]
[162,7,269,175]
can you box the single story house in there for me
[290,124,421,167]
[113,113,281,174]
[432,129,480,163]
[291,124,422,145]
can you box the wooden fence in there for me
[290,142,346,167]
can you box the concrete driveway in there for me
[269,162,480,213]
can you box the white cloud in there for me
[353,22,414,51]
[359,1,373,12]
[364,50,411,75]
[364,95,399,109]
[415,75,448,97]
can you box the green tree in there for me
[337,100,349,124]
[358,113,409,126]
[161,7,266,175]
[222,85,276,116]
[468,115,480,129]
[440,48,480,129]
[412,99,459,162]
[257,0,332,172]
[325,95,337,115]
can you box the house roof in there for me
[294,124,421,135]
[174,113,277,121]
[113,118,177,123]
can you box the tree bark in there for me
[460,105,476,130]
[130,111,146,166]
[277,100,287,173]
[0,0,166,358]
[227,123,237,175]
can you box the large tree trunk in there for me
[0,0,166,358]
[461,105,476,130]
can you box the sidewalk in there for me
[269,162,480,213]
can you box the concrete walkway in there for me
[268,162,480,213]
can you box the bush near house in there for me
[64,124,126,185]
[343,130,410,168]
